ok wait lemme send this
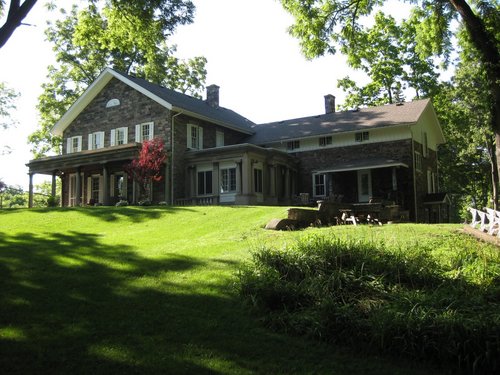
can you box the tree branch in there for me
[0,0,38,48]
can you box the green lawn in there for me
[0,206,479,374]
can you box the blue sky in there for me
[0,0,411,189]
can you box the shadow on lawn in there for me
[0,231,437,375]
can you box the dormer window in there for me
[319,136,332,146]
[355,131,369,142]
[286,140,300,151]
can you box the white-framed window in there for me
[355,131,369,142]
[216,130,224,147]
[286,140,300,150]
[423,132,429,157]
[187,124,203,150]
[88,131,104,150]
[414,151,422,172]
[220,168,236,193]
[197,170,212,195]
[110,127,128,146]
[66,135,82,154]
[91,176,100,203]
[254,168,263,193]
[135,122,154,142]
[313,174,326,197]
[106,98,120,108]
[319,136,332,147]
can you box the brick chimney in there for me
[324,94,336,114]
[206,84,220,108]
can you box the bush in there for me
[238,234,500,374]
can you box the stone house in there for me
[27,68,446,222]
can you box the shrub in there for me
[238,234,500,374]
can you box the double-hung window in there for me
[319,136,332,147]
[197,170,213,195]
[216,130,224,147]
[355,131,369,142]
[221,168,236,193]
[88,131,104,150]
[313,174,326,197]
[66,135,82,154]
[286,140,300,151]
[111,127,128,146]
[135,122,154,142]
[414,151,422,172]
[254,168,263,193]
[187,124,203,150]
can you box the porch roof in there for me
[315,158,408,174]
[26,143,142,175]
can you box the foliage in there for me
[29,0,206,158]
[125,137,167,201]
[0,81,19,155]
[335,11,439,109]
[239,230,500,374]
[0,179,61,208]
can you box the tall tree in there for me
[0,0,37,49]
[336,11,438,109]
[280,0,500,182]
[28,1,206,157]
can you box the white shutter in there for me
[88,134,93,150]
[87,177,92,204]
[121,127,128,144]
[110,129,116,146]
[66,138,71,154]
[77,136,82,152]
[98,131,105,148]
[198,127,203,150]
[135,124,141,142]
[149,122,154,139]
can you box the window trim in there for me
[355,131,369,142]
[313,173,326,197]
[414,151,422,172]
[88,131,105,150]
[110,127,128,146]
[66,135,82,154]
[319,136,332,147]
[187,123,203,150]
[135,122,154,142]
[286,140,300,151]
[220,167,237,193]
[216,130,224,148]
[197,169,213,196]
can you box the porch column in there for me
[236,161,242,194]
[75,167,81,206]
[269,165,276,197]
[241,154,250,195]
[213,162,219,203]
[392,167,398,191]
[285,168,290,200]
[102,164,110,205]
[51,171,57,198]
[28,172,34,208]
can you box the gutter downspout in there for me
[410,126,418,222]
[171,111,183,205]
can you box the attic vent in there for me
[106,98,120,108]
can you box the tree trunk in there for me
[448,0,500,208]
[493,135,500,209]
[0,0,38,49]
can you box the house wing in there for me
[52,68,255,137]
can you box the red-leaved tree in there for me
[125,137,167,202]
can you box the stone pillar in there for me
[269,165,276,197]
[75,168,81,206]
[28,173,34,208]
[102,164,110,205]
[236,161,242,194]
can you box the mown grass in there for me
[0,206,488,374]
[239,225,500,374]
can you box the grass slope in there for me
[0,206,465,374]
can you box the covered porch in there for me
[311,158,412,220]
[26,144,162,207]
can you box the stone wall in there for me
[63,78,171,152]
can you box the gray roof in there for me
[247,99,432,145]
[113,70,255,134]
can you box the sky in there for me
[0,0,411,190]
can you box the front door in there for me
[357,169,372,202]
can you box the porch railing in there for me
[175,196,219,206]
